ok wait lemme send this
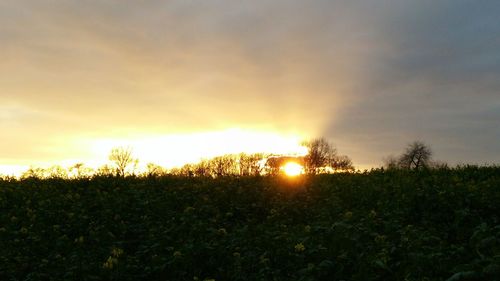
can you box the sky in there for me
[1,0,499,175]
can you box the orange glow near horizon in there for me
[89,128,309,170]
[0,128,309,177]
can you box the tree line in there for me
[104,138,355,178]
[10,138,441,179]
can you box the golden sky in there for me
[1,1,500,175]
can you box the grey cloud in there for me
[1,0,499,167]
[326,0,500,166]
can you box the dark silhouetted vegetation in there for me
[302,138,354,174]
[399,141,432,170]
[109,146,138,177]
[13,137,354,180]
[384,141,436,170]
[1,166,499,280]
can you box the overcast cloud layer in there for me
[1,0,499,167]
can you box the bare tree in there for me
[302,138,337,174]
[330,155,354,172]
[302,138,354,173]
[70,163,93,178]
[168,165,191,177]
[167,167,180,176]
[238,153,252,176]
[398,141,432,170]
[109,146,137,176]
[71,163,85,178]
[194,159,212,177]
[264,156,286,176]
[209,155,238,177]
[145,163,166,177]
[238,153,265,176]
[46,165,68,178]
[95,164,114,176]
[21,166,46,179]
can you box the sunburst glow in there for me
[89,128,308,169]
[0,128,310,177]
[282,162,304,177]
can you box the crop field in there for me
[1,167,499,281]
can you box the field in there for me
[1,167,499,281]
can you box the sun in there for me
[282,162,303,177]
[85,128,308,171]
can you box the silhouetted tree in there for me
[398,141,432,170]
[21,166,46,179]
[264,156,285,176]
[167,167,182,176]
[238,153,265,176]
[71,163,84,178]
[95,164,114,176]
[69,163,94,178]
[330,155,354,172]
[303,138,336,174]
[210,155,237,177]
[171,163,195,177]
[194,159,211,177]
[303,138,354,174]
[145,163,166,177]
[46,165,68,178]
[109,146,137,176]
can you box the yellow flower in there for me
[173,251,182,258]
[304,225,311,233]
[294,243,306,252]
[369,210,377,218]
[111,247,124,257]
[102,256,118,269]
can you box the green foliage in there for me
[0,167,499,280]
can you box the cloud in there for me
[0,0,499,167]
[324,0,500,166]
